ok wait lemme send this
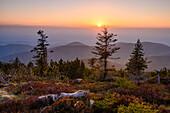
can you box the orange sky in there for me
[0,0,170,28]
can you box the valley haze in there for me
[0,41,170,71]
[0,25,170,46]
[0,25,170,71]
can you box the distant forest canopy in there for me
[0,56,170,81]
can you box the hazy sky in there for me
[0,0,170,27]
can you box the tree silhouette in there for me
[31,30,49,76]
[92,27,120,80]
[126,39,150,81]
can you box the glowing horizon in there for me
[0,0,170,28]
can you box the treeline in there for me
[0,57,89,79]
[0,57,169,80]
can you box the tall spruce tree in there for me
[126,39,150,77]
[31,30,49,76]
[92,27,120,80]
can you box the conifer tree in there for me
[88,58,97,70]
[92,27,120,80]
[27,61,34,76]
[10,57,24,75]
[47,60,58,77]
[126,39,150,77]
[31,30,49,76]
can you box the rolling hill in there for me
[0,41,170,71]
[0,44,33,58]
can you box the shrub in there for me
[9,75,44,83]
[110,88,132,95]
[147,77,170,85]
[6,82,71,96]
[92,93,120,112]
[165,84,170,92]
[141,84,166,92]
[132,87,168,105]
[157,105,170,113]
[0,99,24,113]
[111,87,169,105]
[0,96,42,113]
[87,93,105,101]
[72,82,117,93]
[118,102,158,113]
[116,78,137,90]
[62,79,81,85]
[44,98,91,113]
[92,93,143,113]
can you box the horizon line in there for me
[0,24,170,29]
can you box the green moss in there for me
[118,102,158,113]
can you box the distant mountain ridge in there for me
[66,42,88,46]
[0,44,33,58]
[0,41,170,71]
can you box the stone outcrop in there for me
[60,90,90,99]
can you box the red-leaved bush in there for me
[109,87,169,105]
[6,82,71,96]
[147,77,170,85]
[43,98,91,113]
[0,96,42,113]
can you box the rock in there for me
[74,101,81,107]
[76,78,82,83]
[1,95,12,101]
[0,90,8,95]
[37,94,58,105]
[90,100,94,108]
[60,90,90,99]
[37,90,90,107]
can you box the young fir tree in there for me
[31,30,49,76]
[27,61,34,76]
[88,58,97,69]
[92,27,120,80]
[10,57,26,75]
[126,39,150,77]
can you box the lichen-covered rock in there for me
[1,95,12,101]
[60,90,90,99]
[76,78,82,83]
[37,94,58,105]
[90,100,94,108]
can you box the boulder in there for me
[76,78,82,83]
[37,94,58,105]
[60,90,90,99]
[1,95,12,101]
[37,90,90,107]
[90,100,94,108]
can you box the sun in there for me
[98,24,101,27]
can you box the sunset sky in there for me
[0,0,170,28]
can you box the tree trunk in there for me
[137,69,140,85]
[104,58,107,80]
